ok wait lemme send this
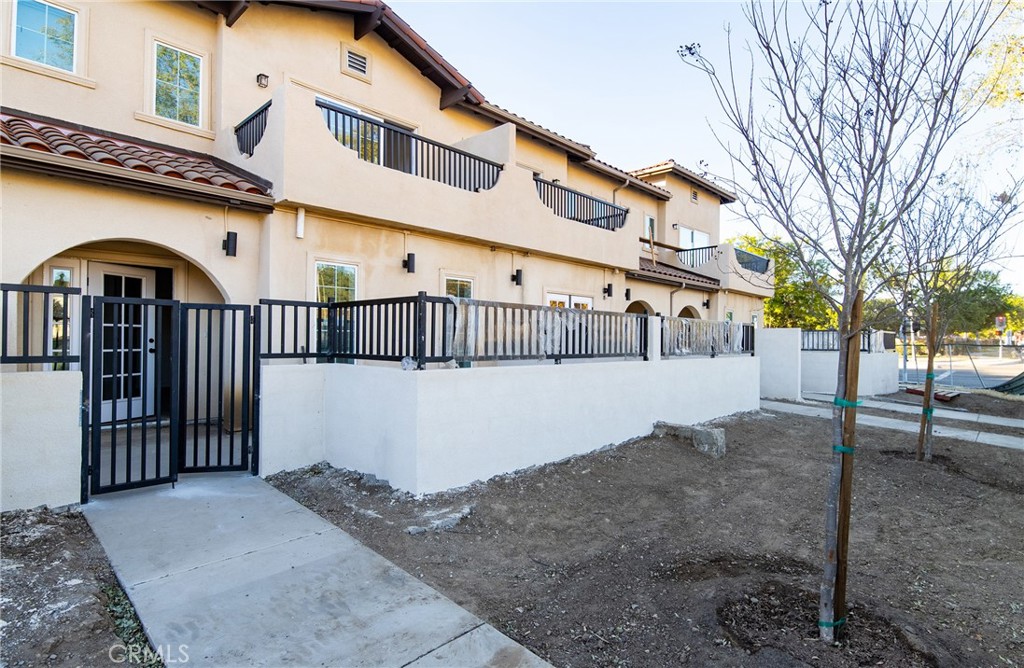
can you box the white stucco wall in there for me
[257,364,327,475]
[257,355,760,495]
[801,351,899,397]
[757,328,802,401]
[1,372,82,511]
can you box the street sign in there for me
[995,315,1007,332]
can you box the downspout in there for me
[611,176,630,204]
[669,285,685,317]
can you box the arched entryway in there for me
[678,305,701,319]
[23,241,252,499]
[626,300,653,315]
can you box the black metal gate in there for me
[82,298,254,497]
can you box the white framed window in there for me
[12,0,76,72]
[315,261,357,303]
[154,41,202,127]
[678,225,711,250]
[445,277,473,299]
[547,293,592,310]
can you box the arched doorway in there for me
[24,241,252,498]
[678,305,701,319]
[626,300,653,315]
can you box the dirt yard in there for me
[269,391,1024,667]
[2,390,1021,667]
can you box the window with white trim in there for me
[445,277,473,299]
[154,42,202,127]
[547,293,592,310]
[315,261,357,303]
[642,215,655,250]
[12,0,76,72]
[677,226,710,250]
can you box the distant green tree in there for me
[861,298,903,332]
[732,235,837,329]
[942,271,1016,334]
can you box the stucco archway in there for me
[678,306,701,319]
[626,300,653,315]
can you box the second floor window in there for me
[13,0,76,72]
[155,42,201,127]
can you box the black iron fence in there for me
[734,247,770,273]
[1,283,81,366]
[661,317,755,357]
[317,99,503,192]
[234,100,272,156]
[676,245,718,267]
[534,176,629,231]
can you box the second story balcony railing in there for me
[316,99,503,193]
[734,247,770,273]
[235,100,272,156]
[534,176,628,231]
[676,244,718,267]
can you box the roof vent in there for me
[690,189,699,203]
[347,50,369,75]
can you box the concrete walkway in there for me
[802,392,1024,429]
[83,473,549,668]
[762,400,1023,451]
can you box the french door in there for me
[88,262,157,422]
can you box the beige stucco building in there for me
[1,0,772,509]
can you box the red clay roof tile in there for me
[0,111,270,196]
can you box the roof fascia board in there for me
[2,144,276,213]
[633,163,737,204]
[463,102,595,160]
[582,160,671,201]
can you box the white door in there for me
[88,262,157,423]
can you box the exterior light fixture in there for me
[222,231,237,256]
[625,288,631,301]
[511,269,523,286]
[603,283,613,297]
[402,252,415,273]
[702,297,711,309]
[256,73,270,88]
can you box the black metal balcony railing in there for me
[735,247,770,273]
[234,100,272,156]
[316,100,503,193]
[534,176,629,231]
[676,245,718,267]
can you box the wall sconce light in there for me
[625,288,631,301]
[402,252,415,273]
[672,223,680,230]
[702,297,711,309]
[602,283,613,297]
[222,231,237,257]
[511,269,523,286]
[256,73,269,88]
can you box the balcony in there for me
[316,100,503,193]
[644,239,774,298]
[534,176,628,231]
[223,83,640,269]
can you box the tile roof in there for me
[1,111,270,196]
[630,159,737,204]
[635,256,720,289]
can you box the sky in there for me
[389,1,1024,294]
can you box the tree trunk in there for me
[834,291,863,639]
[819,290,862,641]
[916,302,939,462]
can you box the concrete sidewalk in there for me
[802,392,1024,429]
[762,400,1023,451]
[83,473,549,667]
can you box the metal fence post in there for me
[416,291,427,370]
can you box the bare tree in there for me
[679,0,1007,642]
[886,169,1022,460]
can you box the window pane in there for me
[315,262,355,303]
[14,28,46,63]
[154,43,201,126]
[15,0,75,73]
[17,0,47,33]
